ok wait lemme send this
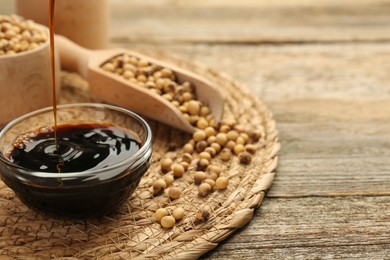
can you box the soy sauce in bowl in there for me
[0,104,152,219]
[8,123,141,173]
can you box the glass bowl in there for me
[0,103,152,218]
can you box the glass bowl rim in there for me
[0,103,152,179]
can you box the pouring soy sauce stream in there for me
[48,0,64,172]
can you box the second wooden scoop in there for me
[55,35,224,133]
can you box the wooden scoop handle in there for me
[55,35,92,78]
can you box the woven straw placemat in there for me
[0,54,280,259]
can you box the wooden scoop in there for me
[55,35,224,133]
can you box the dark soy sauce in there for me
[8,123,141,173]
[3,123,148,219]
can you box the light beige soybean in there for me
[153,179,167,195]
[161,158,173,172]
[196,117,209,129]
[215,133,228,146]
[210,143,221,153]
[160,215,176,228]
[227,130,239,141]
[181,92,193,102]
[207,165,222,175]
[173,207,185,220]
[236,136,246,145]
[204,178,216,189]
[198,183,212,197]
[187,100,200,116]
[219,125,231,133]
[207,136,216,145]
[199,151,211,161]
[204,127,216,137]
[183,143,194,154]
[207,172,219,181]
[215,176,229,190]
[168,187,182,200]
[204,147,216,157]
[180,161,189,171]
[193,130,206,142]
[234,144,245,155]
[172,163,185,177]
[182,153,193,163]
[164,174,174,187]
[225,140,236,151]
[194,171,207,185]
[245,144,257,154]
[154,208,168,221]
[220,148,232,161]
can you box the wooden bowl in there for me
[0,24,60,126]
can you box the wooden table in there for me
[2,0,390,258]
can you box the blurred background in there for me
[1,0,390,258]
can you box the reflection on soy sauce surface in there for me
[8,123,141,173]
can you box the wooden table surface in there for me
[2,0,390,258]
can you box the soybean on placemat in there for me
[0,55,280,259]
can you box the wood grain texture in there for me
[2,0,390,258]
[269,98,390,197]
[109,0,390,43]
[3,0,390,44]
[202,196,390,259]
